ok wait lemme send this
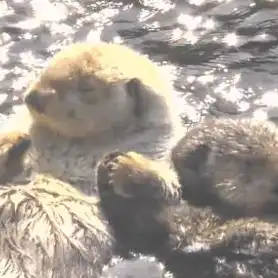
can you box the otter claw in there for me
[102,151,124,167]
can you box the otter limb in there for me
[96,152,222,263]
[0,131,31,184]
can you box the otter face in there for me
[96,151,181,254]
[24,43,173,138]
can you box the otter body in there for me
[0,174,114,278]
[4,42,182,194]
[96,151,278,278]
[171,117,278,217]
[24,121,178,194]
[0,42,183,277]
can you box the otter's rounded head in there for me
[24,43,174,138]
[171,118,278,218]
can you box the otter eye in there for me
[126,78,144,117]
[79,83,93,94]
[78,81,99,104]
[77,78,93,94]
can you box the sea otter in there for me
[96,150,278,278]
[2,42,183,194]
[171,117,278,218]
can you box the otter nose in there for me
[24,90,47,114]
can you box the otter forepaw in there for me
[97,151,181,203]
[0,131,31,182]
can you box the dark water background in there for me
[1,0,278,276]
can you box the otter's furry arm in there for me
[0,129,31,183]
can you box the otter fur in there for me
[171,117,278,218]
[96,150,278,278]
[0,174,114,278]
[3,42,183,194]
[0,131,31,184]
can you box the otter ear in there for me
[125,78,144,117]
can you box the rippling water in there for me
[1,0,278,124]
[1,0,278,276]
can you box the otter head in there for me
[24,43,176,139]
[171,118,278,219]
[96,150,181,254]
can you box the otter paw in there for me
[97,151,181,203]
[0,131,31,182]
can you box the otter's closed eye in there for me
[126,78,144,117]
[78,81,94,94]
[78,82,99,104]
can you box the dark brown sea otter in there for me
[172,117,278,218]
[96,150,278,278]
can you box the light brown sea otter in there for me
[3,42,183,194]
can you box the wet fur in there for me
[4,42,183,194]
[0,42,183,278]
[0,175,114,278]
[172,117,278,218]
[96,151,278,278]
[0,131,31,184]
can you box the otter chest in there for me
[27,142,106,195]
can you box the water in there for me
[1,0,278,276]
